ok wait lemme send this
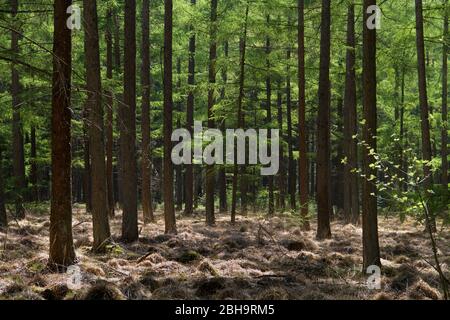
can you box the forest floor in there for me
[0,205,449,300]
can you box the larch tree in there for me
[83,0,111,252]
[442,0,448,196]
[343,1,360,224]
[49,0,76,269]
[121,0,138,242]
[105,8,115,217]
[297,0,309,228]
[205,0,218,226]
[141,0,154,223]
[163,0,177,234]
[316,0,332,240]
[415,0,434,231]
[11,0,26,220]
[362,0,381,269]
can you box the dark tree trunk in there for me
[175,58,183,212]
[105,9,115,218]
[415,0,435,232]
[266,16,274,216]
[442,0,449,195]
[205,0,218,226]
[0,149,7,228]
[218,41,229,213]
[231,3,249,224]
[333,97,344,212]
[11,0,26,220]
[82,102,92,213]
[362,0,381,269]
[163,0,177,234]
[286,42,296,210]
[297,0,309,228]
[277,81,286,211]
[83,0,111,252]
[184,0,196,216]
[30,126,39,202]
[316,0,332,240]
[121,0,138,242]
[49,0,76,270]
[343,2,360,224]
[141,0,154,223]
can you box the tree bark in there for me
[121,0,138,242]
[105,9,115,218]
[30,126,39,202]
[277,81,286,211]
[442,0,449,196]
[11,0,26,220]
[266,15,274,216]
[141,0,154,223]
[184,0,196,216]
[49,0,76,270]
[286,40,296,210]
[163,0,177,234]
[362,0,381,269]
[0,149,7,228]
[343,2,360,225]
[175,58,183,212]
[231,3,249,224]
[83,0,111,252]
[297,0,309,228]
[316,0,332,240]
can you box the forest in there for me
[0,0,449,301]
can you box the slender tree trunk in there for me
[141,0,154,223]
[442,0,449,196]
[164,0,177,234]
[30,126,39,202]
[415,0,435,232]
[316,0,332,240]
[0,149,7,228]
[231,3,249,224]
[362,0,381,269]
[11,0,26,220]
[286,42,296,210]
[297,0,309,228]
[277,81,286,211]
[333,97,344,212]
[121,0,138,242]
[343,2,360,225]
[205,0,218,226]
[83,0,111,252]
[266,16,275,216]
[175,58,183,212]
[218,41,229,213]
[105,9,115,218]
[399,68,408,192]
[82,102,92,213]
[49,0,76,270]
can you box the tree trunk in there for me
[0,149,7,228]
[415,0,435,232]
[218,41,229,213]
[231,3,249,224]
[266,16,275,216]
[277,81,286,211]
[286,42,296,210]
[333,97,344,212]
[30,126,39,202]
[82,102,92,213]
[49,0,76,270]
[316,0,332,240]
[83,0,111,252]
[105,9,115,218]
[121,0,138,242]
[442,0,449,196]
[205,0,218,226]
[362,0,381,269]
[343,2,360,225]
[141,0,154,223]
[163,0,177,234]
[184,0,196,216]
[175,58,183,212]
[11,0,26,220]
[297,0,309,228]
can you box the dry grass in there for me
[0,208,448,300]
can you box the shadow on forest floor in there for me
[0,206,448,300]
